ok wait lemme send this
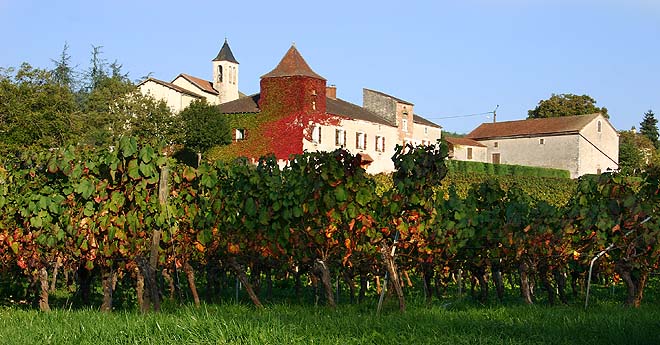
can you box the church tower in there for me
[212,39,239,104]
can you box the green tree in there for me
[0,63,77,151]
[528,93,608,119]
[639,109,658,148]
[51,42,77,91]
[618,130,657,174]
[180,100,231,165]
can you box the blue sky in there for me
[1,0,658,134]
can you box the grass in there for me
[0,298,659,344]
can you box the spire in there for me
[260,45,325,80]
[213,38,239,63]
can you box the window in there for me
[356,132,366,150]
[335,129,346,147]
[312,101,316,111]
[467,147,473,160]
[539,138,545,145]
[424,127,428,134]
[218,65,223,82]
[402,119,408,132]
[492,153,501,164]
[235,128,246,141]
[494,142,498,148]
[597,120,602,133]
[311,125,322,144]
[375,136,385,152]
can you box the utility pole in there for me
[492,105,499,123]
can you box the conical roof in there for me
[213,39,239,63]
[260,45,325,80]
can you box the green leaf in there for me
[245,197,257,217]
[334,186,347,202]
[139,145,155,164]
[75,178,95,199]
[197,229,212,245]
[120,137,138,158]
[139,162,156,178]
[128,159,140,180]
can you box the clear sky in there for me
[1,0,658,134]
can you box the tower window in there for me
[311,125,322,144]
[218,65,223,82]
[235,128,246,141]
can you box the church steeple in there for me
[213,38,239,63]
[212,38,239,104]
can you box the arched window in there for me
[217,65,223,82]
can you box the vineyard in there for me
[0,137,659,313]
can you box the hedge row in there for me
[445,159,570,179]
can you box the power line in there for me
[426,106,499,120]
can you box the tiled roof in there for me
[213,39,239,63]
[326,97,394,126]
[217,93,261,114]
[216,93,396,127]
[413,114,441,128]
[466,113,602,140]
[363,88,413,106]
[176,74,218,95]
[137,78,204,98]
[444,136,486,147]
[261,45,326,80]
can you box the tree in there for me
[0,63,77,151]
[180,100,231,165]
[639,109,658,148]
[51,42,77,91]
[618,130,657,175]
[528,93,608,119]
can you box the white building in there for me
[456,114,619,178]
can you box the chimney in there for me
[326,84,337,100]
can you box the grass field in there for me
[1,297,659,345]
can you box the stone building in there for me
[216,44,442,174]
[457,114,619,178]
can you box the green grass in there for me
[0,299,659,344]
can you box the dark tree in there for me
[180,100,232,165]
[51,42,77,91]
[639,109,658,148]
[528,93,608,119]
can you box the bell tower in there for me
[212,39,239,104]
